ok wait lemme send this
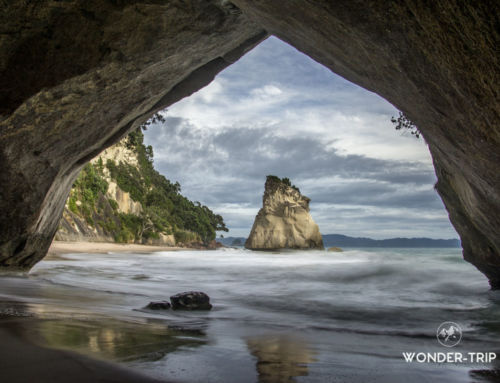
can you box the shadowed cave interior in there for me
[0,1,498,286]
[0,3,499,383]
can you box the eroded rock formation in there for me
[0,1,499,286]
[245,177,324,250]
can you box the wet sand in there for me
[1,241,180,382]
[0,316,166,383]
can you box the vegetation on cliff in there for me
[62,119,227,245]
[266,175,300,193]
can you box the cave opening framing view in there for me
[0,1,499,382]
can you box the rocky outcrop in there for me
[105,181,143,216]
[55,139,144,243]
[0,1,499,287]
[144,233,176,247]
[170,291,212,310]
[55,137,176,245]
[245,177,324,250]
[145,301,171,310]
[55,208,114,243]
[92,143,143,216]
[177,239,223,250]
[145,292,212,310]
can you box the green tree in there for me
[266,175,300,193]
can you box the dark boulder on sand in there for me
[170,291,212,310]
[145,301,171,310]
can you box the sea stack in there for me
[245,176,324,250]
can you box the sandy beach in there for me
[48,240,185,258]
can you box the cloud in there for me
[143,37,458,240]
[250,84,283,98]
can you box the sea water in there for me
[1,248,499,382]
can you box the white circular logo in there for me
[437,322,462,347]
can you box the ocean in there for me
[1,247,499,382]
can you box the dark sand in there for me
[0,241,184,382]
[0,316,166,382]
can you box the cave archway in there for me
[143,36,456,244]
[0,1,498,287]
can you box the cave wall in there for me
[0,0,266,268]
[1,1,499,286]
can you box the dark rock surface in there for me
[170,291,212,310]
[0,0,266,269]
[145,301,171,310]
[0,1,499,287]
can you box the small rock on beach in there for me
[145,300,171,310]
[170,291,212,310]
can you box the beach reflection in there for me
[246,334,316,383]
[33,318,207,362]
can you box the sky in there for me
[143,36,458,240]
